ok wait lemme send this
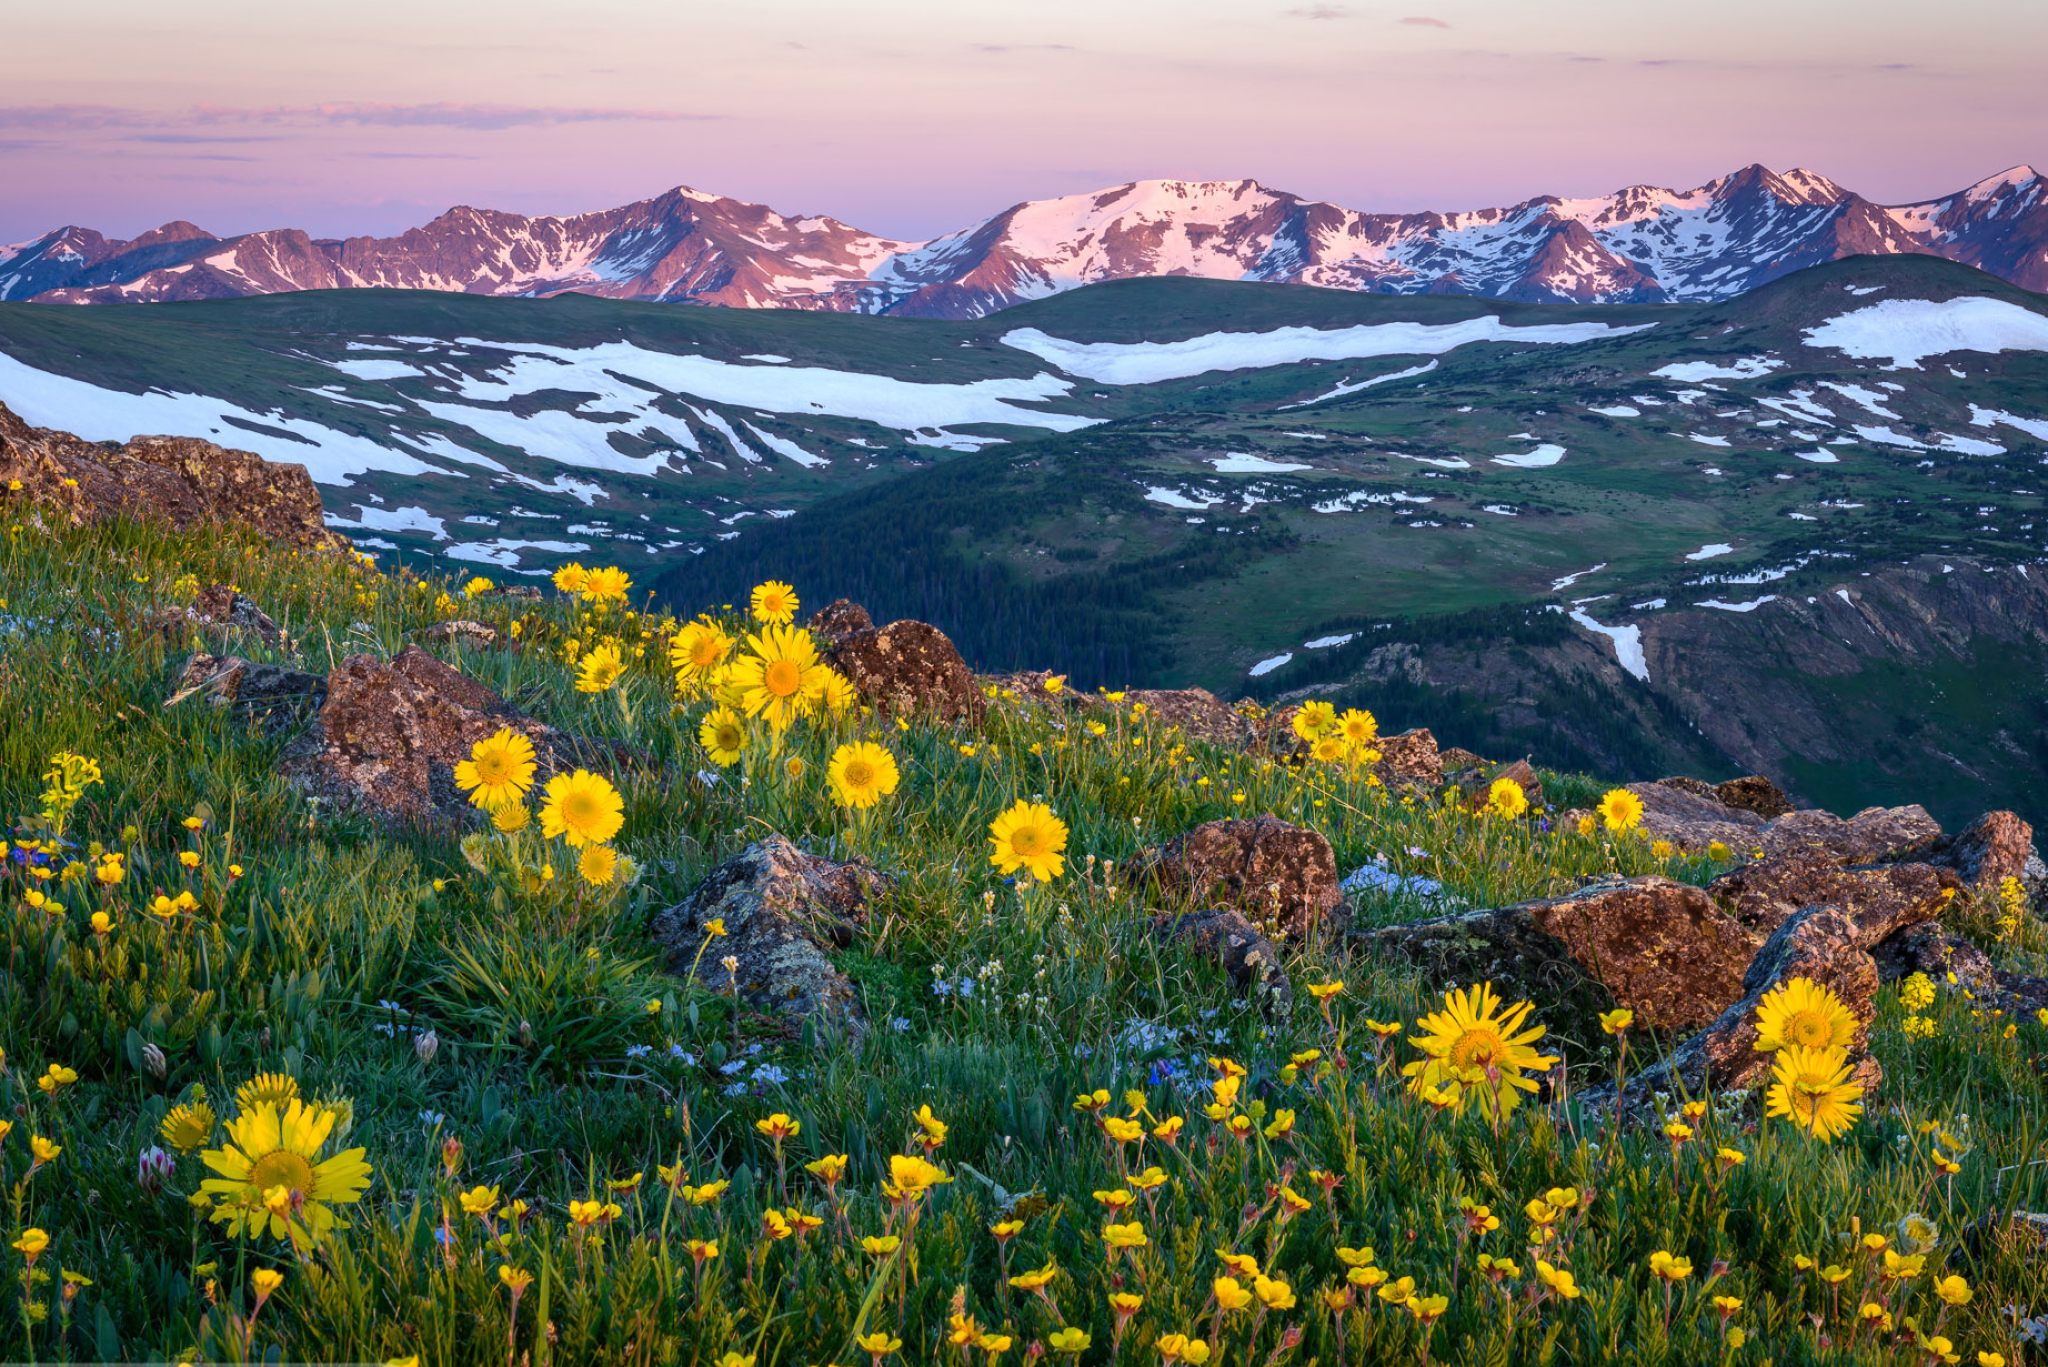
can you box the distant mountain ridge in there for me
[3,163,2043,316]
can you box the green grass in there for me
[1,510,2045,1364]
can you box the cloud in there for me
[191,102,717,130]
[1399,15,1450,26]
[971,43,1078,54]
[1284,5,1349,18]
[0,105,149,132]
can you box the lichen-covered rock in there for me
[1597,905,1883,1107]
[1872,923,2048,1017]
[1373,728,1443,787]
[826,618,984,724]
[1624,782,1766,854]
[164,653,326,731]
[416,619,502,650]
[806,598,875,647]
[0,400,340,547]
[1461,758,1545,811]
[288,645,623,821]
[1363,875,1761,1032]
[1885,810,2036,890]
[1121,688,1254,748]
[651,836,889,1034]
[1708,855,1956,940]
[1138,816,1345,938]
[193,584,283,641]
[1150,909,1291,1015]
[1714,775,1795,818]
[1761,804,1941,865]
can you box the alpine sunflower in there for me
[575,643,627,694]
[730,625,827,731]
[1338,707,1379,744]
[669,621,734,688]
[160,1102,218,1154]
[988,800,1069,883]
[1752,977,1857,1053]
[199,1100,372,1240]
[1403,982,1558,1122]
[699,708,747,767]
[1487,778,1529,819]
[750,580,800,625]
[1311,735,1348,766]
[1764,1044,1864,1141]
[579,844,620,887]
[828,741,900,809]
[818,667,857,715]
[582,566,633,603]
[1598,788,1645,833]
[454,729,538,812]
[1291,700,1336,742]
[552,563,591,596]
[539,769,625,849]
[237,1072,301,1113]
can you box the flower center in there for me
[765,659,802,697]
[690,641,721,668]
[1010,826,1044,856]
[844,760,874,789]
[1788,1010,1832,1046]
[563,792,600,829]
[477,752,511,784]
[1449,1026,1507,1071]
[248,1149,317,1195]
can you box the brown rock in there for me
[193,583,283,640]
[1439,747,1489,773]
[1872,923,2048,1017]
[1462,758,1545,811]
[1655,776,1720,801]
[1603,905,1883,1105]
[1120,688,1256,748]
[806,598,874,647]
[1150,909,1292,1014]
[0,400,340,548]
[1138,815,1346,938]
[1363,875,1762,1032]
[1714,775,1795,818]
[1708,855,1956,940]
[1373,728,1444,787]
[1625,781,1766,854]
[1885,810,2036,890]
[825,619,984,724]
[164,653,326,731]
[289,645,624,821]
[651,835,888,1034]
[1760,804,1941,865]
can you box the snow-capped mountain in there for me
[4,164,2043,316]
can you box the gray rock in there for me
[652,836,891,1036]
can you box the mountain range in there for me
[3,164,2043,317]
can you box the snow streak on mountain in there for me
[4,165,2044,317]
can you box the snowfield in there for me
[1802,297,2048,369]
[1651,356,1782,382]
[998,317,1655,386]
[1490,444,1567,468]
[1568,609,1649,682]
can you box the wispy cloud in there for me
[1400,15,1451,27]
[0,102,716,135]
[1284,5,1349,18]
[191,102,717,130]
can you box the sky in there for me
[2,0,2043,245]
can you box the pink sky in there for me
[3,0,2042,245]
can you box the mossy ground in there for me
[1,508,2045,1365]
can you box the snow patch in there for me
[1652,356,1782,382]
[1803,297,2048,369]
[1209,452,1309,473]
[1568,609,1649,681]
[1696,596,1778,612]
[1684,543,1734,561]
[1248,652,1294,677]
[1283,359,1439,407]
[1589,404,1640,417]
[1490,444,1566,468]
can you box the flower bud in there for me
[142,1042,168,1080]
[137,1146,176,1194]
[415,1029,440,1065]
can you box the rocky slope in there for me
[4,164,2044,316]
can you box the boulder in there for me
[1714,775,1795,819]
[1760,804,1941,865]
[1373,728,1444,787]
[1624,782,1765,854]
[193,583,283,641]
[806,598,874,647]
[1597,905,1883,1107]
[1120,688,1256,748]
[1362,875,1762,1032]
[825,618,984,724]
[1461,758,1545,811]
[164,653,327,732]
[0,400,340,548]
[651,836,889,1033]
[1150,909,1291,1015]
[1137,815,1345,938]
[1885,810,2036,890]
[1872,924,2048,1017]
[288,645,625,821]
[1707,854,1956,939]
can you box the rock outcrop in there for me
[287,645,626,821]
[1713,775,1794,818]
[824,617,984,724]
[163,653,327,732]
[1150,909,1292,1015]
[1624,782,1766,854]
[651,836,889,1033]
[1600,905,1885,1106]
[1760,804,1942,865]
[0,400,339,548]
[1707,855,1955,939]
[1363,875,1761,1032]
[1885,810,2037,891]
[1137,815,1346,938]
